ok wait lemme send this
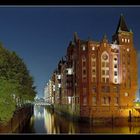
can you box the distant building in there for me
[45,15,139,122]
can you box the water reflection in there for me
[22,105,140,134]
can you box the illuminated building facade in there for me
[45,15,139,122]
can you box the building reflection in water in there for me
[22,105,140,134]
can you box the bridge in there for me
[33,101,51,106]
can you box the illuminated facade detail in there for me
[45,15,138,121]
[101,51,109,83]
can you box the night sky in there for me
[0,6,140,98]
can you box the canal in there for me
[21,105,140,134]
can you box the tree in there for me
[0,43,36,123]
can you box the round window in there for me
[102,54,108,60]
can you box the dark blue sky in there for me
[0,6,140,98]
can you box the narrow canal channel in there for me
[22,105,140,134]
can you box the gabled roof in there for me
[116,14,129,33]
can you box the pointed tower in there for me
[74,32,78,43]
[112,14,133,46]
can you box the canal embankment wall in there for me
[48,104,140,126]
[0,104,33,133]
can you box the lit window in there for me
[127,48,129,52]
[67,68,73,75]
[122,38,124,42]
[92,46,95,50]
[58,83,61,88]
[124,92,129,97]
[57,75,61,80]
[125,38,127,43]
[128,39,130,43]
[82,45,86,51]
[68,97,72,104]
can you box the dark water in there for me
[22,105,140,134]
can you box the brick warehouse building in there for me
[45,15,139,123]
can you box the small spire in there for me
[103,34,107,40]
[130,28,133,33]
[74,32,78,42]
[102,33,108,42]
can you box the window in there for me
[92,61,96,67]
[82,45,86,51]
[127,54,130,64]
[102,70,105,75]
[106,70,109,75]
[124,92,129,97]
[102,78,105,83]
[83,69,86,75]
[92,97,96,105]
[114,64,117,68]
[122,38,124,42]
[106,62,109,67]
[113,86,119,93]
[92,46,95,50]
[128,39,130,43]
[82,77,87,82]
[83,97,87,105]
[83,61,86,67]
[102,97,110,105]
[106,78,109,83]
[101,86,110,93]
[102,62,105,67]
[83,88,86,94]
[114,58,117,61]
[114,97,119,105]
[102,54,108,60]
[93,77,96,83]
[114,71,117,76]
[125,38,127,43]
[114,78,117,83]
[92,69,96,74]
[93,87,96,93]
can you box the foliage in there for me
[0,44,36,123]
